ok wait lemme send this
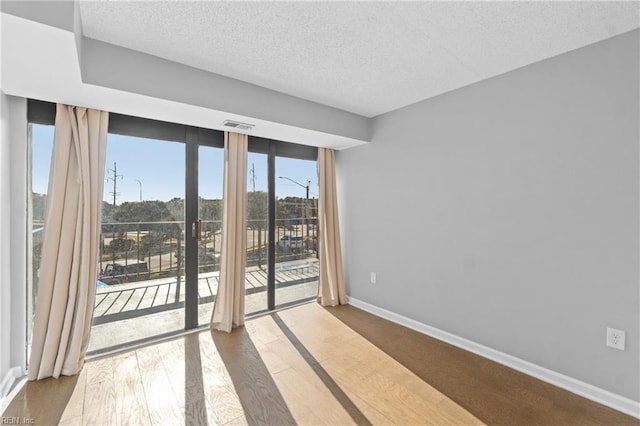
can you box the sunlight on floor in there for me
[242,303,484,425]
[17,303,482,425]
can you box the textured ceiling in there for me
[78,1,639,118]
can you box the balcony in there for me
[87,217,319,353]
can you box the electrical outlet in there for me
[606,327,625,351]
[370,272,376,284]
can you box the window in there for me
[27,100,318,354]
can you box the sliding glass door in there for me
[27,100,318,356]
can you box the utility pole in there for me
[107,162,123,207]
[305,180,310,240]
[250,163,256,192]
[106,162,123,274]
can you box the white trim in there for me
[347,296,640,419]
[0,367,24,412]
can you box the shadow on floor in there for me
[211,327,296,425]
[184,333,209,426]
[2,375,79,424]
[271,312,373,426]
[323,304,638,426]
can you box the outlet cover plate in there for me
[606,327,626,351]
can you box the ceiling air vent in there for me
[222,120,255,132]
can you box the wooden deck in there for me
[88,261,319,353]
[93,262,319,324]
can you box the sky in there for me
[31,124,319,203]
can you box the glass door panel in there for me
[89,134,185,353]
[245,153,269,316]
[27,123,55,361]
[197,146,224,326]
[275,157,319,308]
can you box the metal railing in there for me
[98,217,318,285]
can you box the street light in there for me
[133,179,143,202]
[279,176,310,240]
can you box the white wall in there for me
[1,1,371,150]
[337,30,639,402]
[0,93,27,407]
[0,92,12,402]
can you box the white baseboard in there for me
[347,296,640,419]
[0,367,24,413]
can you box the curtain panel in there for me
[317,148,347,306]
[28,105,108,380]
[211,132,248,332]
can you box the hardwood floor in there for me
[3,302,637,425]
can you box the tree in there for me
[247,191,268,267]
[165,197,185,222]
[199,198,222,238]
[247,191,268,227]
[109,238,134,251]
[111,200,181,245]
[114,200,175,223]
[101,201,115,223]
[31,192,47,222]
[277,196,305,229]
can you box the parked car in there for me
[101,262,148,277]
[278,235,304,252]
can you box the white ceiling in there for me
[78,1,639,118]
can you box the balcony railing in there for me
[98,217,318,285]
[31,216,319,354]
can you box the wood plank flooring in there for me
[3,302,638,425]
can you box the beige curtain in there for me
[28,105,108,380]
[211,132,248,332]
[317,148,347,306]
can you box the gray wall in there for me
[80,38,371,143]
[337,30,639,401]
[1,0,75,32]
